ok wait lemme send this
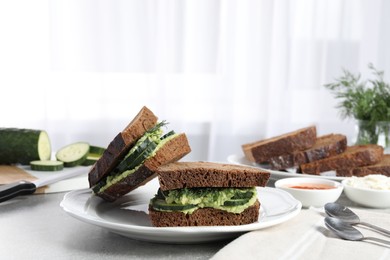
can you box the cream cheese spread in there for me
[345,174,390,190]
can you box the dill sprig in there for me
[325,64,390,145]
[325,63,390,125]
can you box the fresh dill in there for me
[325,63,390,144]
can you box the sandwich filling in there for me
[92,122,177,194]
[150,187,258,214]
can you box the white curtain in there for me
[1,0,390,161]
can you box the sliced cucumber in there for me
[114,137,157,173]
[150,198,197,211]
[30,160,64,171]
[82,153,101,166]
[231,191,254,200]
[81,145,105,166]
[93,138,158,192]
[89,145,105,155]
[0,128,51,165]
[121,138,157,171]
[56,142,90,167]
[223,198,250,206]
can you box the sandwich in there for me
[148,161,270,227]
[88,106,191,202]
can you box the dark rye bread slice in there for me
[149,200,260,227]
[156,161,270,191]
[268,134,347,170]
[88,106,157,187]
[97,133,191,202]
[300,144,384,175]
[337,154,390,177]
[242,126,317,163]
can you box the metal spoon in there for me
[324,202,390,237]
[325,217,390,246]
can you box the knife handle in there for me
[0,180,37,203]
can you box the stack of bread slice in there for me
[242,126,388,177]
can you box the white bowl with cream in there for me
[342,175,390,208]
[274,177,343,208]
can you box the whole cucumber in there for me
[0,128,51,165]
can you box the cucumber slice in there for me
[0,128,51,165]
[150,198,197,211]
[81,145,105,166]
[56,142,90,167]
[89,145,105,155]
[114,137,157,173]
[231,191,254,199]
[81,154,100,166]
[223,198,251,206]
[93,138,158,192]
[30,160,64,171]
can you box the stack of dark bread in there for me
[242,126,390,177]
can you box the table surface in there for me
[1,179,389,260]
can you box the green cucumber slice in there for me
[56,142,90,167]
[151,198,197,211]
[30,160,64,171]
[93,138,158,192]
[0,128,51,165]
[223,198,250,206]
[93,122,169,194]
[81,145,105,166]
[89,145,105,155]
[114,137,157,173]
[231,191,254,199]
[81,154,101,166]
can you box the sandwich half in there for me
[88,106,191,202]
[148,161,270,227]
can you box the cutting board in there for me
[0,165,89,194]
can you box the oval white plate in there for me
[60,179,302,244]
[227,154,345,181]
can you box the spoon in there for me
[324,217,390,246]
[324,202,390,237]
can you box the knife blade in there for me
[0,167,88,203]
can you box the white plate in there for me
[60,179,302,244]
[227,154,345,181]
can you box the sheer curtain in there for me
[1,0,390,161]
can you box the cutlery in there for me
[324,202,390,237]
[0,167,87,203]
[325,216,390,246]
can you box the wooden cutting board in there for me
[0,165,47,193]
[0,165,89,193]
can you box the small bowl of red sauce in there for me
[274,177,343,208]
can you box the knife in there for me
[0,167,88,203]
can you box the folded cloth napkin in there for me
[211,207,390,260]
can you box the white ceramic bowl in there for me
[274,177,343,208]
[342,178,390,208]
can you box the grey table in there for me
[1,179,387,260]
[0,192,229,260]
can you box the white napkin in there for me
[211,208,390,260]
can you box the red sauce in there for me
[287,184,336,190]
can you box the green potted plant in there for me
[325,63,390,149]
